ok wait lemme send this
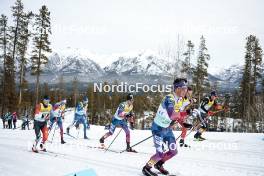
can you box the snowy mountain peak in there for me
[104,51,177,76]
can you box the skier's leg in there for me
[57,118,65,144]
[148,133,165,166]
[27,121,30,130]
[49,117,55,131]
[143,130,164,176]
[161,132,177,162]
[196,113,207,139]
[40,122,48,144]
[32,121,42,152]
[67,115,78,133]
[120,121,133,150]
[80,116,88,139]
[100,118,117,144]
[67,119,78,134]
[151,130,177,175]
[180,127,188,147]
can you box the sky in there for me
[0,0,263,74]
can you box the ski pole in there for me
[120,134,153,153]
[105,128,122,153]
[50,124,58,143]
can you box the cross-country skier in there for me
[193,91,223,141]
[49,99,67,144]
[99,93,136,152]
[142,78,189,176]
[21,115,30,130]
[172,86,196,147]
[66,97,89,139]
[1,113,7,129]
[12,112,17,129]
[32,95,52,152]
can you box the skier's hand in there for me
[125,112,133,118]
[208,111,215,116]
[183,122,192,129]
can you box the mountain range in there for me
[1,48,263,91]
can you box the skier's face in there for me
[211,95,217,101]
[127,99,134,106]
[176,87,187,97]
[186,90,193,98]
[43,99,50,106]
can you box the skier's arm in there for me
[200,97,209,113]
[117,103,127,118]
[164,96,180,121]
[214,99,223,110]
[34,104,41,115]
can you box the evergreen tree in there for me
[181,40,194,82]
[31,5,52,104]
[17,12,33,106]
[58,75,65,101]
[239,35,263,132]
[0,14,10,115]
[4,55,17,112]
[193,35,210,103]
[72,76,79,107]
[10,0,24,62]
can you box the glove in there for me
[208,111,215,116]
[183,122,193,129]
[125,112,133,118]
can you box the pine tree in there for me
[4,55,17,112]
[72,76,79,107]
[10,0,24,62]
[193,35,210,103]
[17,12,33,106]
[181,40,194,82]
[31,5,52,104]
[58,75,65,101]
[0,14,9,115]
[239,35,263,132]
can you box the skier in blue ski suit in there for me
[66,97,89,139]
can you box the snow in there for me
[0,109,264,176]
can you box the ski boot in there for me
[179,139,190,147]
[194,133,206,141]
[61,137,66,144]
[126,142,137,152]
[198,136,206,141]
[154,160,169,175]
[142,165,158,176]
[99,137,105,148]
[39,143,47,152]
[32,144,38,153]
[84,136,88,139]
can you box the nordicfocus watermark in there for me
[94,82,173,93]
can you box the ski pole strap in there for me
[120,134,153,153]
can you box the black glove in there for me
[183,122,193,129]
[125,112,133,118]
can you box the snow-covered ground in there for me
[0,110,264,176]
